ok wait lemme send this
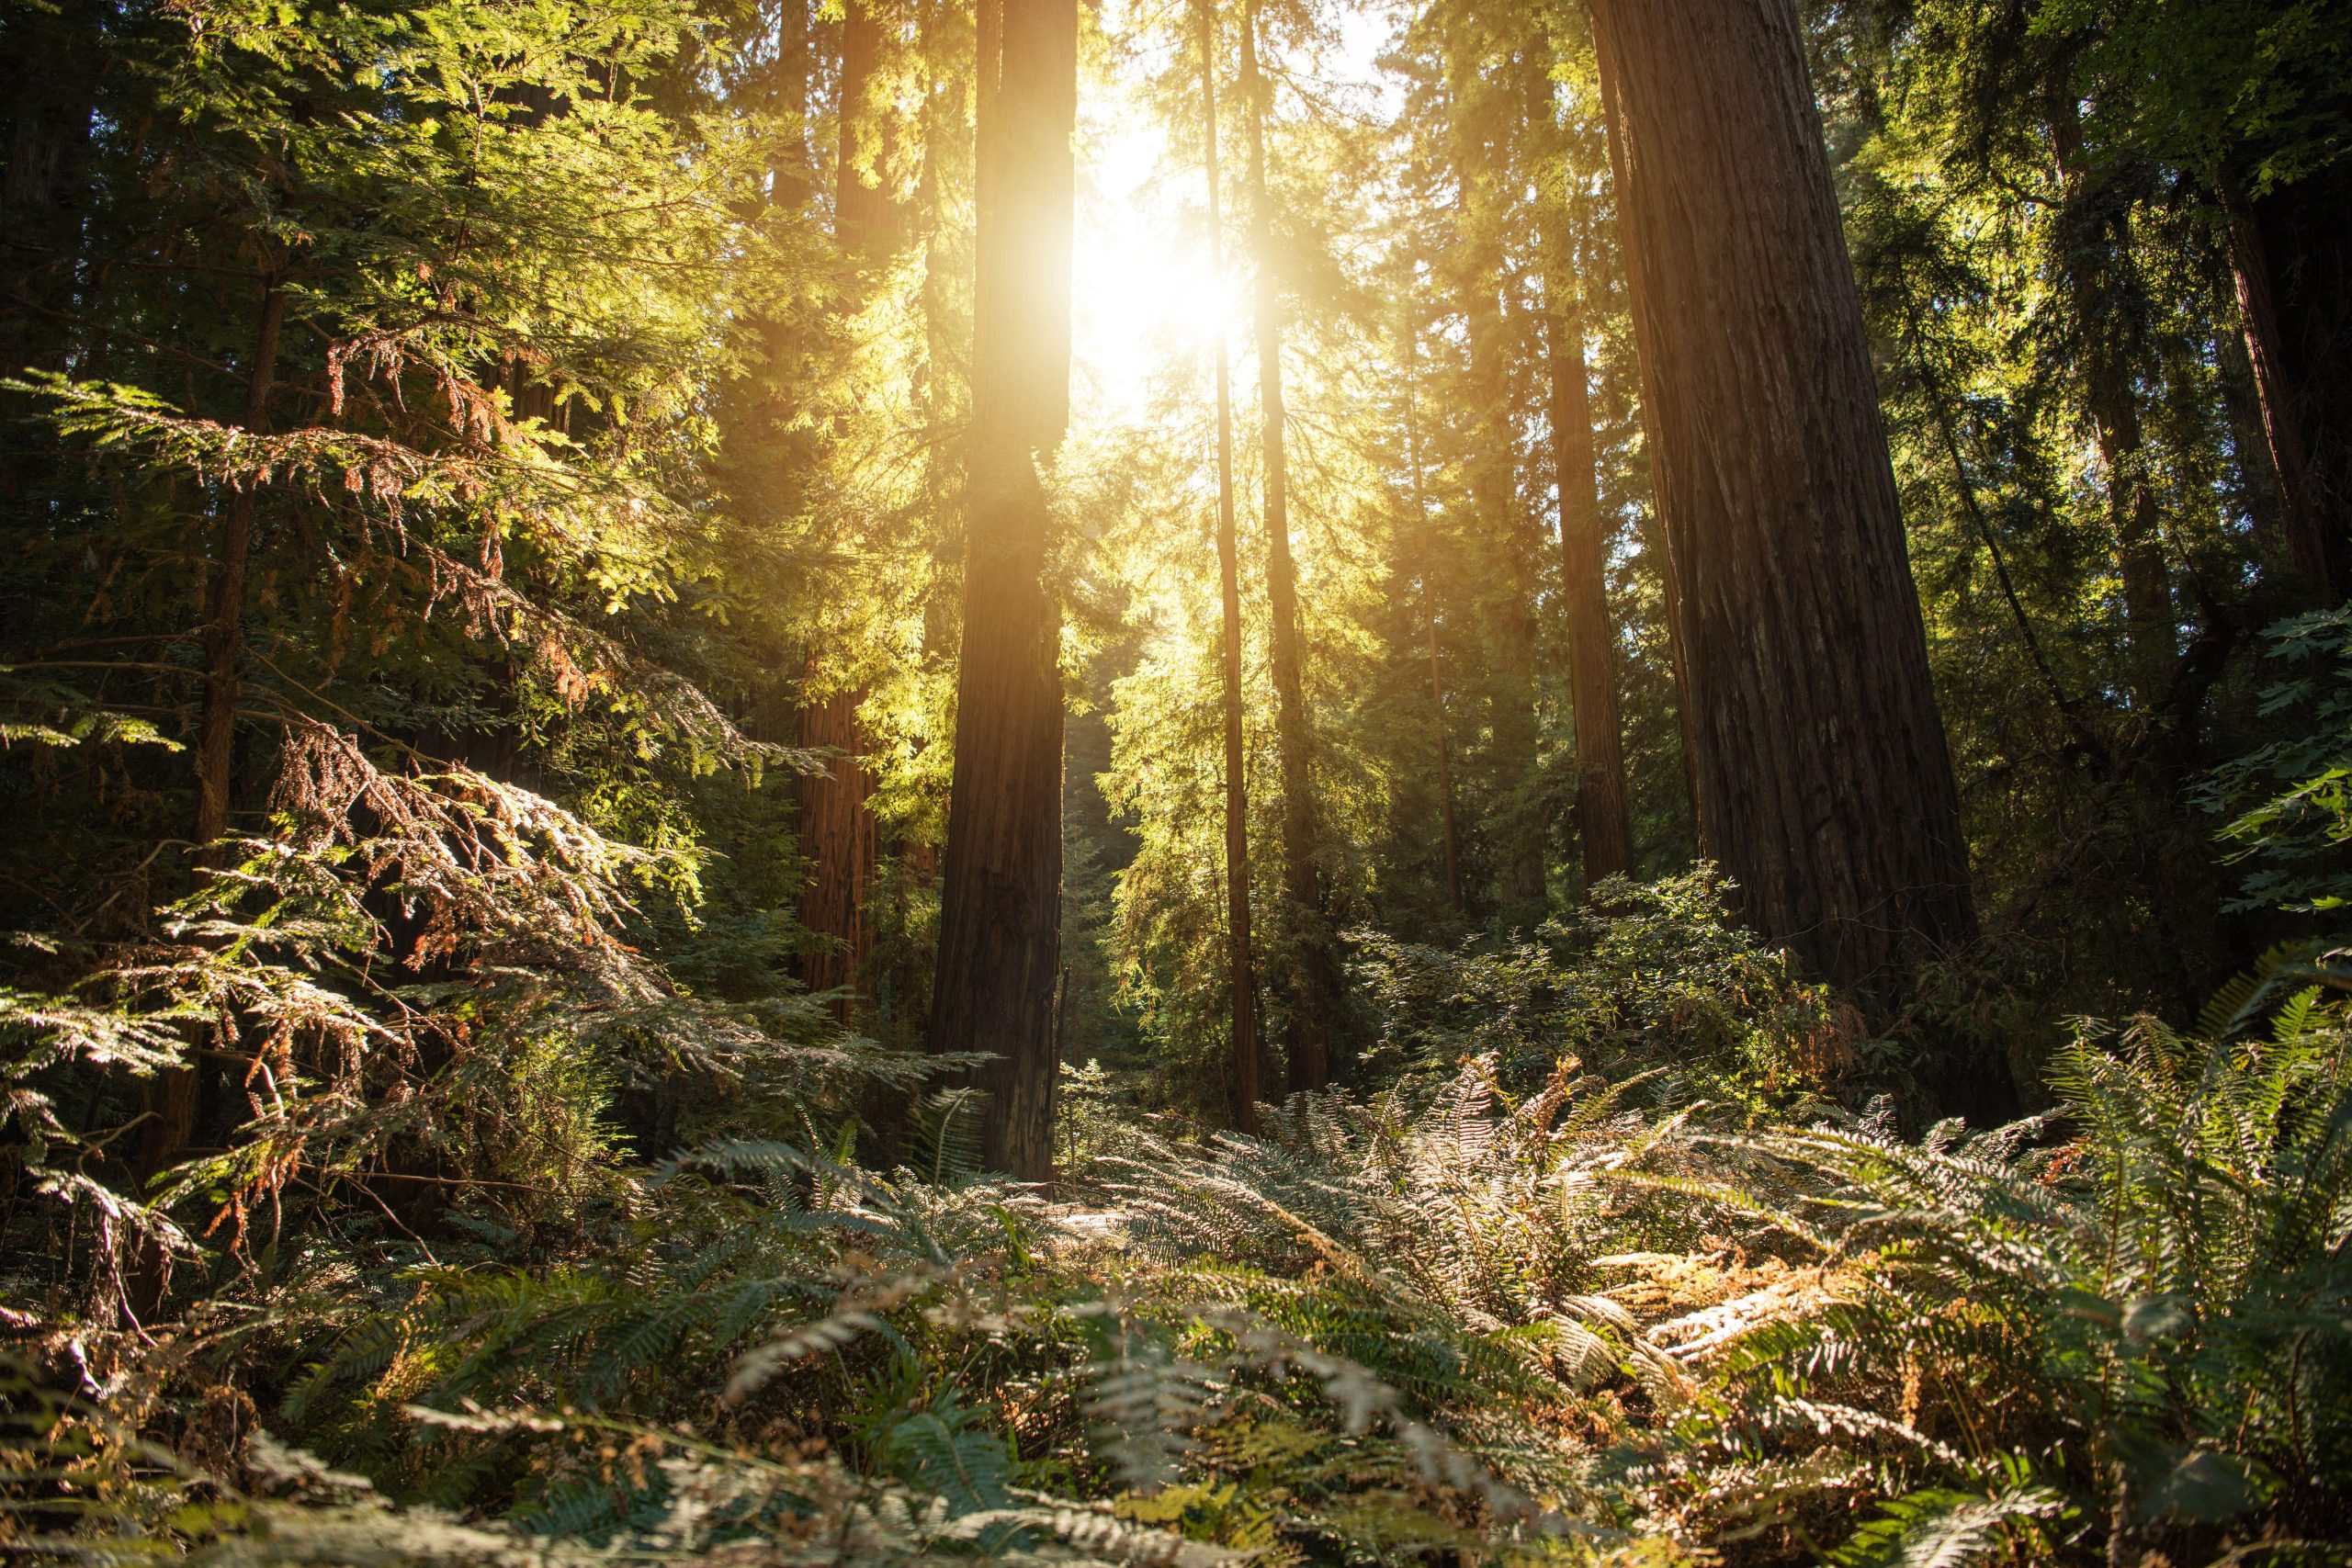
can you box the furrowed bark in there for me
[796,0,898,1024]
[2224,163,2352,604]
[1589,0,1988,1102]
[927,0,1075,1181]
[1529,67,1633,893]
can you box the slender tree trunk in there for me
[1589,0,1985,1067]
[2048,100,2174,705]
[927,0,1075,1182]
[1907,311,2104,760]
[774,0,814,211]
[2223,163,2352,604]
[1529,71,1633,892]
[1199,0,1261,1132]
[1237,0,1332,1094]
[1442,45,1544,920]
[2212,307,2285,547]
[195,278,285,848]
[135,273,283,1318]
[1541,301,1634,891]
[1465,273,1545,920]
[1401,314,1464,917]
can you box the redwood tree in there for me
[1527,62,1633,892]
[1589,0,1984,1055]
[797,0,898,1023]
[927,0,1077,1179]
[1238,0,1335,1093]
[2226,164,2352,604]
[1199,0,1261,1130]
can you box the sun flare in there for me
[1070,106,1243,415]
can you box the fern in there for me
[1825,1485,2061,1567]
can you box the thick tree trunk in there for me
[1238,0,1333,1094]
[2224,161,2352,604]
[1199,0,1261,1132]
[1530,73,1633,892]
[927,0,1075,1182]
[795,1,898,1024]
[1589,0,1984,1036]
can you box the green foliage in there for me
[8,0,2352,1565]
[1351,868,1843,1106]
[2208,609,2352,916]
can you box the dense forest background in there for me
[3,0,2350,1562]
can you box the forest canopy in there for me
[3,0,2350,1563]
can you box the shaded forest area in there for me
[3,0,2350,1562]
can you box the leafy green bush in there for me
[1351,867,1846,1110]
[2206,608,2352,919]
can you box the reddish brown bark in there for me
[1238,0,1333,1094]
[794,0,899,1025]
[927,0,1075,1182]
[798,679,879,1020]
[2224,163,2352,604]
[1529,71,1633,893]
[1199,0,1261,1132]
[1589,0,1984,1028]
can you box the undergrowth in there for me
[6,937,2347,1563]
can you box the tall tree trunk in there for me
[135,273,284,1317]
[927,0,1075,1181]
[2223,161,2352,604]
[1464,273,1545,920]
[1528,69,1633,894]
[1401,315,1464,917]
[838,0,899,251]
[798,679,879,1019]
[1589,0,1986,1070]
[797,0,899,1024]
[1237,0,1333,1094]
[1444,47,1544,923]
[775,0,813,209]
[1199,0,1261,1132]
[195,278,286,848]
[2047,99,2174,704]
